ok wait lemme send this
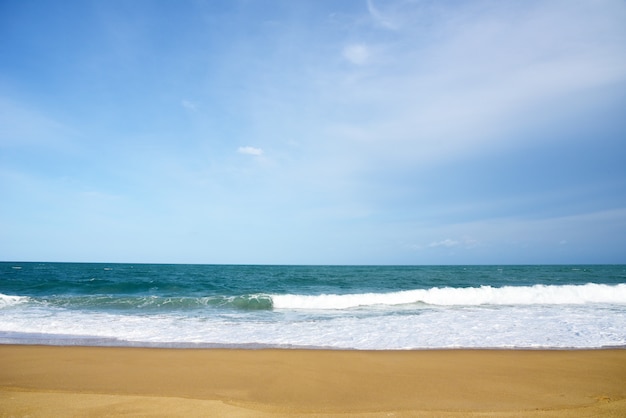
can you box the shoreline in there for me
[2,345,626,417]
[3,331,626,350]
[3,341,626,350]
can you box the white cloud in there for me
[428,239,459,248]
[237,146,263,156]
[428,237,479,249]
[324,0,626,165]
[343,43,370,65]
[366,0,399,30]
[181,100,197,111]
[2,0,624,265]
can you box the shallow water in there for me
[1,263,625,349]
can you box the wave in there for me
[3,283,625,312]
[65,294,273,311]
[0,293,28,308]
[270,283,626,310]
[0,293,274,311]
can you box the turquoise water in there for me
[1,263,626,349]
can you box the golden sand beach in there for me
[1,345,625,417]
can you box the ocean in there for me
[1,262,625,349]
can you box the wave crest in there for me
[270,283,626,310]
[18,294,274,311]
[0,293,29,309]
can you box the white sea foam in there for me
[1,302,625,349]
[2,284,626,349]
[270,283,626,310]
[0,293,28,309]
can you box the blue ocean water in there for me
[1,262,625,349]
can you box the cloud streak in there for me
[323,0,626,166]
[237,146,264,156]
[181,100,197,111]
[366,0,399,30]
[343,44,370,65]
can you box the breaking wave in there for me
[270,283,626,310]
[0,293,28,309]
[4,283,625,312]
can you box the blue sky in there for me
[1,0,626,264]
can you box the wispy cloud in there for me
[428,239,459,248]
[428,237,479,249]
[366,0,399,30]
[324,0,626,166]
[181,99,197,111]
[237,146,264,156]
[0,98,76,149]
[343,44,370,65]
[1,0,624,264]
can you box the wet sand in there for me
[1,345,625,417]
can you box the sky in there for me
[1,0,626,265]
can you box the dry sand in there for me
[1,345,625,417]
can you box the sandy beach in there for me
[1,345,625,417]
